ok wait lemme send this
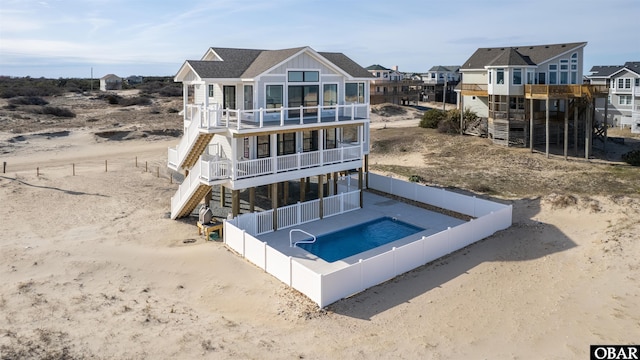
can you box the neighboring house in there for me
[168,46,374,220]
[422,65,460,103]
[100,74,122,91]
[366,64,423,105]
[587,62,640,133]
[458,42,608,158]
[126,75,144,86]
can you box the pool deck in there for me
[256,191,465,275]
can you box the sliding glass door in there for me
[288,85,319,118]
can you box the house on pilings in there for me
[457,42,609,159]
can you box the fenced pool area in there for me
[224,173,512,308]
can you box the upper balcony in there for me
[460,83,489,97]
[524,84,609,99]
[185,103,370,134]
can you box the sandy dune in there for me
[1,102,639,358]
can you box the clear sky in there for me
[1,0,639,78]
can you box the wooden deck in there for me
[524,84,608,99]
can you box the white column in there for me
[271,133,278,174]
[183,83,188,121]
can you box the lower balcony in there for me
[199,144,363,185]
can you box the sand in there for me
[1,100,639,359]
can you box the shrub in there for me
[8,96,49,106]
[104,94,122,105]
[622,149,640,166]
[119,96,152,106]
[30,106,76,118]
[419,109,445,129]
[158,86,182,97]
[408,175,424,183]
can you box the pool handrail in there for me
[289,229,316,247]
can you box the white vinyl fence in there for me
[223,173,512,308]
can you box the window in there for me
[345,82,365,103]
[513,68,522,85]
[618,78,624,88]
[488,70,492,84]
[560,59,569,70]
[288,71,319,82]
[288,85,319,116]
[549,64,557,85]
[526,70,535,84]
[208,84,214,97]
[509,97,525,110]
[537,72,546,85]
[560,60,568,84]
[496,68,504,84]
[625,79,631,88]
[619,95,632,105]
[257,135,270,158]
[325,129,337,149]
[303,130,318,152]
[636,78,640,86]
[277,133,295,155]
[323,84,338,106]
[266,85,283,111]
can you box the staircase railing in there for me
[170,160,204,219]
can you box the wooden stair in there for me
[174,183,210,219]
[182,133,215,170]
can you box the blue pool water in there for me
[297,217,424,262]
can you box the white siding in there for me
[463,95,489,118]
[210,134,232,159]
[462,71,486,84]
[270,53,336,75]
[194,84,205,105]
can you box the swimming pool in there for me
[296,217,424,262]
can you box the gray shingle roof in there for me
[428,65,460,72]
[461,42,587,70]
[320,52,375,78]
[366,64,390,71]
[589,65,623,77]
[183,47,373,79]
[589,61,640,78]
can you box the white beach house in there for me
[168,46,374,221]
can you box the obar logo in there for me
[591,346,639,360]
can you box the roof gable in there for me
[461,42,587,70]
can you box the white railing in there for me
[236,157,273,179]
[231,145,361,181]
[200,156,230,181]
[185,103,370,131]
[231,190,361,236]
[168,105,219,170]
[170,160,204,219]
